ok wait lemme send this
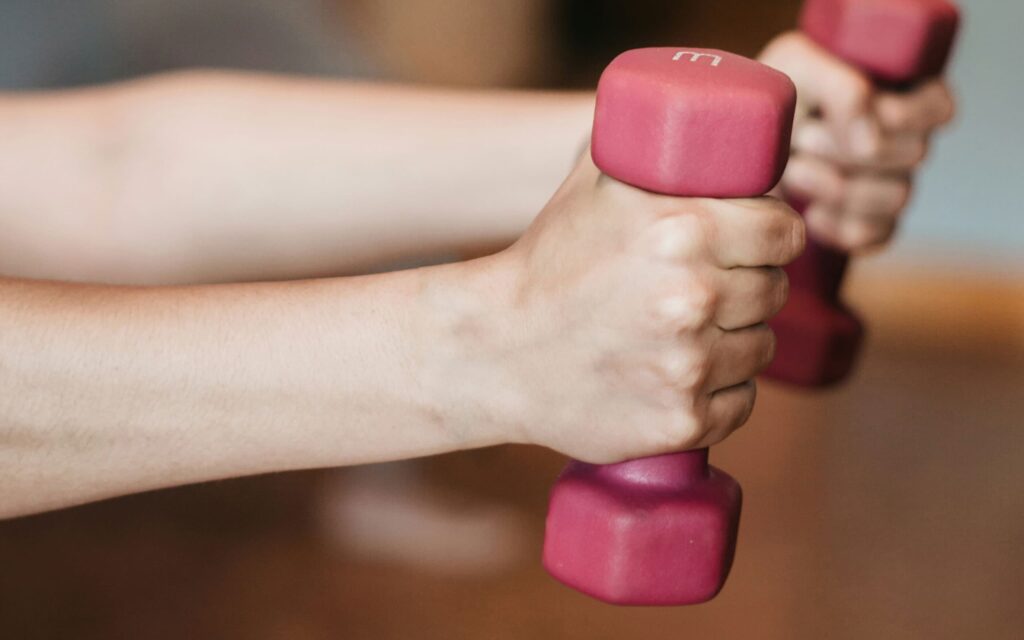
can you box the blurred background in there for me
[0,0,1020,638]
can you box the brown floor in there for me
[1,272,1022,640]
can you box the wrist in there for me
[413,252,530,451]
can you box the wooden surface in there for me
[1,268,1021,639]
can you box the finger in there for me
[795,172,912,253]
[836,215,898,252]
[760,32,880,157]
[702,197,806,268]
[782,153,846,208]
[794,120,931,172]
[844,173,913,218]
[805,204,896,254]
[803,204,846,250]
[705,324,776,392]
[875,79,956,133]
[697,380,757,448]
[714,266,789,331]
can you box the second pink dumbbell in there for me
[766,0,961,387]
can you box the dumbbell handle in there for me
[580,448,710,487]
[784,202,849,302]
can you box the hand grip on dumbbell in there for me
[765,0,960,386]
[542,48,797,606]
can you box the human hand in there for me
[760,32,956,252]
[479,154,803,463]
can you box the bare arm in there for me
[0,73,593,284]
[0,50,955,287]
[0,154,802,519]
[0,257,512,518]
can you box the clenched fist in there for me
[466,154,804,463]
[760,32,956,252]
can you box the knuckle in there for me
[835,72,873,113]
[776,31,808,55]
[650,350,683,385]
[876,96,897,126]
[646,214,704,261]
[653,295,692,331]
[653,346,710,392]
[851,75,874,105]
[888,102,914,130]
[689,279,718,318]
[654,278,717,331]
[682,349,712,390]
[661,407,704,450]
[655,352,685,384]
[759,32,806,68]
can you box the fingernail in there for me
[652,217,701,261]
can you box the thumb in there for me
[760,32,880,159]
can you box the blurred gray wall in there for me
[0,0,369,87]
[879,0,1022,276]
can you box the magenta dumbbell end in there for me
[766,288,865,386]
[591,48,796,198]
[543,450,742,606]
[801,0,961,85]
[766,222,866,387]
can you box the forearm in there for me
[0,73,593,284]
[0,258,513,518]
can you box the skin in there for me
[760,33,957,251]
[0,31,954,518]
[0,73,594,283]
[0,154,802,518]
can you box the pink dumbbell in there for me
[765,0,961,386]
[543,48,797,606]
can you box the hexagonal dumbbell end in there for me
[801,0,961,85]
[592,48,796,198]
[544,48,795,606]
[544,450,742,606]
[766,216,865,386]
